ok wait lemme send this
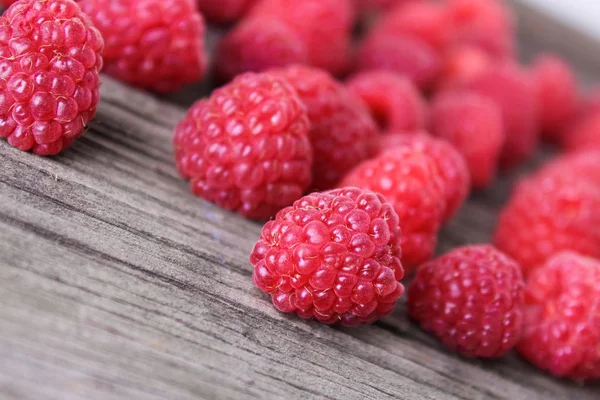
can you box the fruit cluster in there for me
[1,0,598,383]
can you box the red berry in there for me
[518,252,600,381]
[250,187,405,326]
[408,245,524,358]
[173,72,312,220]
[356,32,441,90]
[464,63,538,169]
[563,113,600,153]
[346,71,427,133]
[373,1,453,51]
[430,91,504,188]
[79,0,207,93]
[271,66,378,190]
[437,45,491,90]
[340,147,445,271]
[530,54,579,142]
[196,0,258,24]
[535,150,600,190]
[0,0,103,156]
[494,175,600,276]
[378,133,470,223]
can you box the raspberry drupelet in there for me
[271,65,379,190]
[518,252,600,381]
[346,71,427,133]
[250,187,405,326]
[173,72,312,220]
[340,147,445,272]
[437,45,491,90]
[79,0,207,93]
[0,0,103,156]
[408,245,524,358]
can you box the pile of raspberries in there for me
[1,0,599,383]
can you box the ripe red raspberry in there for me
[196,0,258,24]
[518,252,600,381]
[530,54,578,142]
[464,63,538,169]
[346,71,427,133]
[340,147,445,271]
[378,133,470,223]
[250,187,405,326]
[430,91,504,188]
[408,245,524,358]
[373,1,453,51]
[563,113,600,153]
[437,45,491,90]
[270,66,378,190]
[535,151,600,190]
[494,175,600,276]
[447,0,515,59]
[355,32,441,90]
[79,0,207,93]
[0,0,103,156]
[173,72,312,220]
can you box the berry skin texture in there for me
[494,175,600,277]
[408,245,524,359]
[173,72,312,220]
[79,0,207,94]
[437,45,491,90]
[536,150,600,190]
[563,113,600,153]
[518,252,600,381]
[379,133,470,223]
[196,0,258,24]
[346,71,427,133]
[340,147,445,272]
[0,0,103,156]
[465,63,538,169]
[271,66,379,191]
[250,187,405,326]
[430,91,504,189]
[356,32,441,91]
[531,54,578,142]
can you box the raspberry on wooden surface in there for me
[355,32,441,91]
[430,91,504,189]
[346,71,427,133]
[437,45,491,90]
[0,0,103,156]
[464,63,538,169]
[340,147,445,272]
[270,66,379,191]
[250,187,405,326]
[408,245,524,358]
[518,252,600,382]
[196,0,258,24]
[173,72,312,220]
[563,113,600,153]
[530,54,579,142]
[378,133,470,223]
[535,150,600,189]
[79,0,207,93]
[494,175,600,276]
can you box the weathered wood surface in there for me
[2,9,600,400]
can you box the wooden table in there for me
[1,5,600,400]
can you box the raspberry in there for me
[408,245,524,358]
[373,1,453,51]
[79,0,207,93]
[355,32,441,90]
[270,66,378,190]
[214,18,308,82]
[563,113,600,153]
[378,133,470,223]
[430,91,504,188]
[346,71,427,133]
[464,63,538,169]
[250,187,405,326]
[535,151,600,190]
[173,72,312,220]
[518,252,600,381]
[0,0,103,156]
[437,45,491,90]
[196,0,258,24]
[530,54,578,142]
[340,147,445,271]
[494,175,600,276]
